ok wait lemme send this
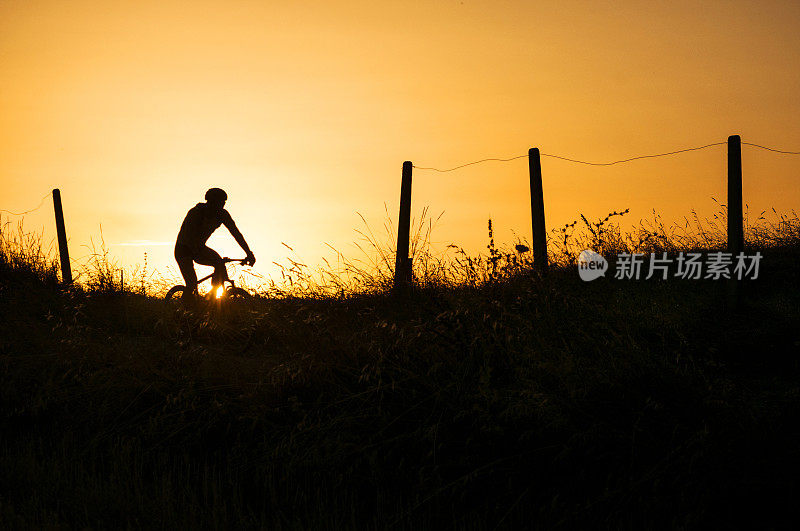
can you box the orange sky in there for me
[2,0,799,288]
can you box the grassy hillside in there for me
[1,210,799,529]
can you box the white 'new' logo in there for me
[578,250,608,281]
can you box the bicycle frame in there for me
[164,257,251,304]
[195,257,247,293]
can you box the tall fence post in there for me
[727,135,743,255]
[52,188,73,284]
[727,135,743,309]
[529,148,548,274]
[394,161,413,290]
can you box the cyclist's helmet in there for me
[205,188,227,202]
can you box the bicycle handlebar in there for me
[222,257,250,265]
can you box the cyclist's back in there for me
[176,202,233,250]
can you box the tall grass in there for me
[1,206,799,528]
[256,203,800,298]
[0,217,59,285]
[6,201,796,298]
[551,202,800,267]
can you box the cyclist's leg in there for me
[174,244,198,297]
[195,246,226,286]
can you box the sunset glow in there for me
[2,0,799,288]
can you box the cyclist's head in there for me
[205,188,227,209]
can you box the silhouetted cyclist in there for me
[174,188,255,298]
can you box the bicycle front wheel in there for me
[225,287,252,300]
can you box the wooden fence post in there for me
[529,148,548,274]
[52,188,73,284]
[394,161,413,290]
[727,135,743,309]
[727,135,743,255]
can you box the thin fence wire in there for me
[0,191,51,216]
[413,140,800,173]
[541,142,726,166]
[413,155,528,172]
[741,142,800,155]
[2,141,799,213]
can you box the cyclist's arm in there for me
[222,211,254,258]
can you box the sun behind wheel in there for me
[211,286,252,318]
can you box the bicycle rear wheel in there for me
[164,285,187,301]
[164,285,196,311]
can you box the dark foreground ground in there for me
[1,250,799,529]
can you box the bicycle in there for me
[164,257,252,304]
